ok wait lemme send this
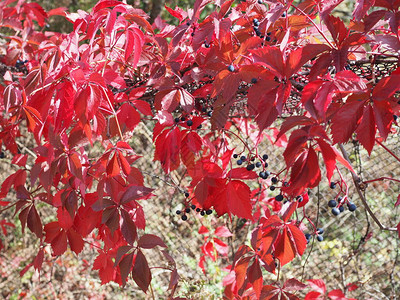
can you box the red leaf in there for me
[198,226,209,235]
[316,139,337,182]
[356,104,376,154]
[132,250,152,293]
[107,152,120,177]
[33,249,44,271]
[373,99,393,140]
[119,252,134,285]
[234,256,251,290]
[68,152,83,180]
[93,251,116,284]
[132,100,153,116]
[121,209,137,245]
[67,228,84,254]
[372,68,400,101]
[305,291,323,300]
[285,147,321,196]
[11,154,28,167]
[138,234,167,249]
[215,226,233,237]
[117,103,141,132]
[331,99,365,144]
[395,194,400,207]
[353,0,375,20]
[397,221,400,239]
[57,208,73,230]
[346,283,359,292]
[247,259,263,298]
[164,5,183,21]
[120,185,153,204]
[155,127,181,173]
[27,205,43,238]
[227,168,258,179]
[328,289,347,300]
[251,46,285,78]
[283,278,308,291]
[51,230,68,256]
[307,279,326,294]
[226,180,252,219]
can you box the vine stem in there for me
[375,138,400,163]
[101,86,124,140]
[363,177,400,184]
[338,144,397,231]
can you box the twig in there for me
[375,138,400,163]
[338,144,397,232]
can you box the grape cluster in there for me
[176,192,213,221]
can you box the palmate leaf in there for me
[258,215,307,267]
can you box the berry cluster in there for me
[328,196,357,216]
[174,116,203,129]
[176,191,212,221]
[233,153,271,179]
[305,228,324,244]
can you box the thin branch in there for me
[338,144,397,232]
[375,138,400,163]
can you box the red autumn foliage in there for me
[0,0,399,299]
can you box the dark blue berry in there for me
[255,162,262,168]
[339,206,345,213]
[258,0,262,3]
[237,160,243,165]
[271,177,278,184]
[175,117,180,123]
[228,65,235,72]
[197,124,202,129]
[181,215,188,221]
[0,152,4,159]
[240,156,246,161]
[275,194,283,201]
[185,192,190,197]
[186,120,193,126]
[296,195,303,202]
[332,208,341,216]
[330,182,336,189]
[246,164,255,171]
[196,208,201,212]
[265,36,271,42]
[191,204,196,209]
[305,233,311,240]
[270,185,275,191]
[185,208,190,213]
[233,154,238,158]
[348,203,357,212]
[206,209,212,215]
[251,78,257,84]
[262,154,268,160]
[180,116,186,121]
[176,210,181,215]
[317,235,324,242]
[317,228,324,235]
[207,111,212,117]
[282,12,286,17]
[328,200,337,207]
[259,171,268,179]
[204,42,210,48]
